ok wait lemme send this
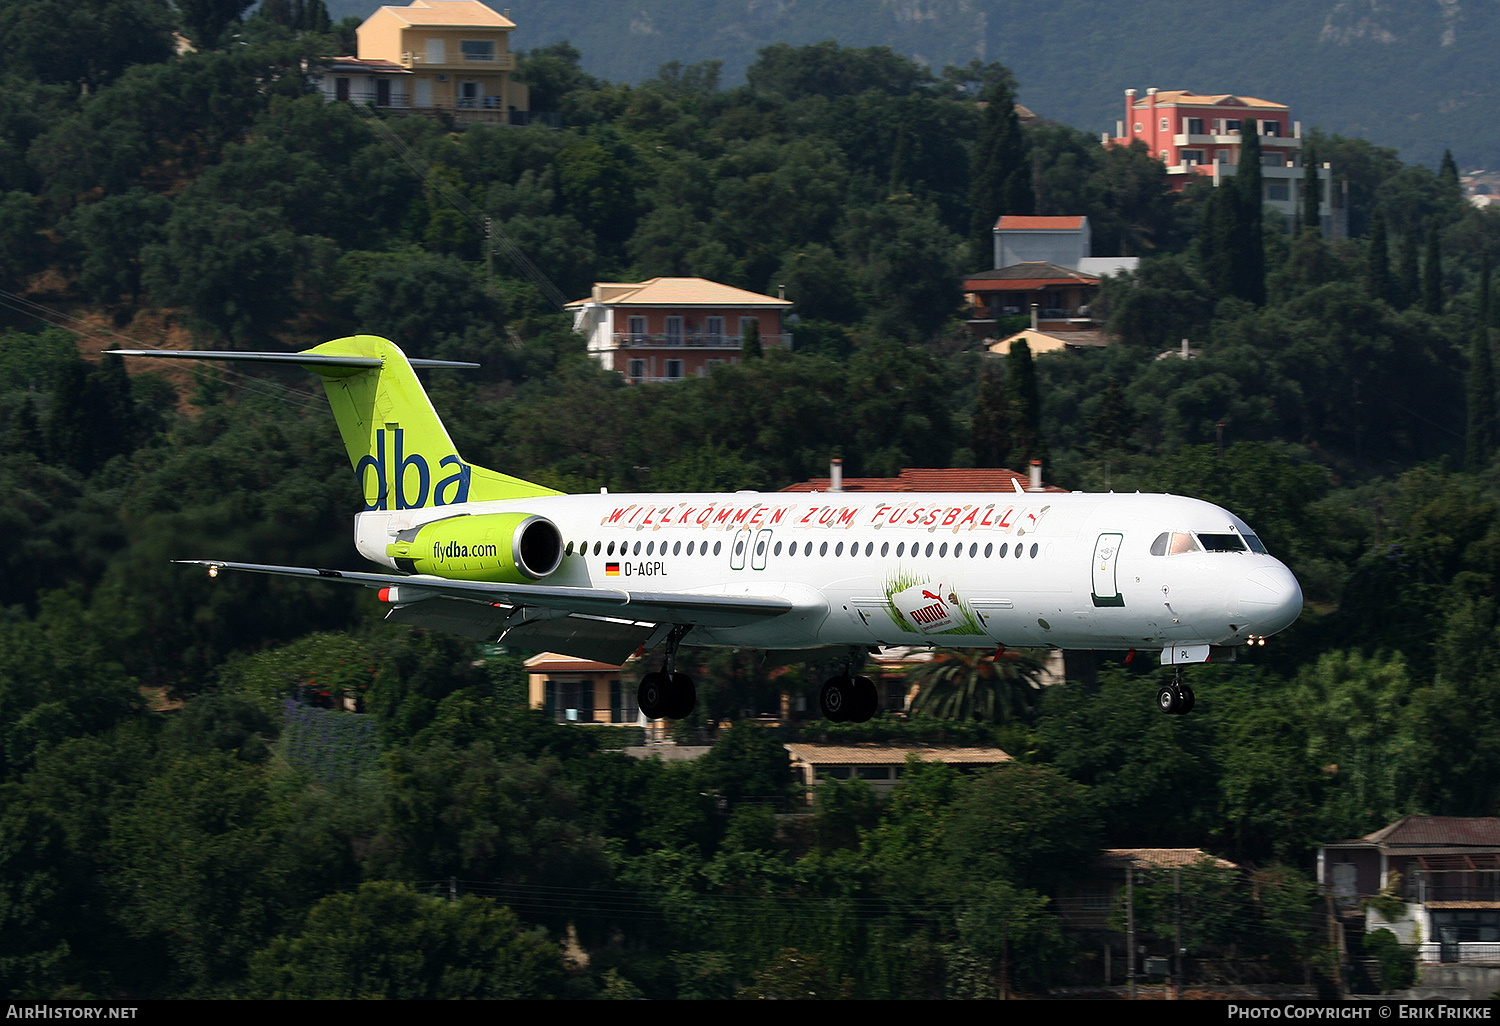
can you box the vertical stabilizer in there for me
[303,335,560,509]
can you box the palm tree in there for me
[906,648,1044,723]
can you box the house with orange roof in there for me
[1320,815,1500,982]
[567,277,793,384]
[1106,87,1344,235]
[964,261,1102,336]
[526,651,633,724]
[321,1,530,123]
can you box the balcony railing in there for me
[611,332,793,349]
[400,51,516,71]
[342,90,411,108]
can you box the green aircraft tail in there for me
[303,335,560,510]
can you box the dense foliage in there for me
[1,10,1497,997]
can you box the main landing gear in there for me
[1156,668,1196,715]
[820,650,878,723]
[637,625,696,720]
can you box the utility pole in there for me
[1127,864,1136,999]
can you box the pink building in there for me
[1105,88,1342,235]
[567,277,793,384]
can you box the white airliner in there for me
[114,337,1302,719]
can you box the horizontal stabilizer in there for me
[107,349,479,370]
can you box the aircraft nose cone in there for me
[1239,564,1302,636]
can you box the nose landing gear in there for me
[1156,668,1196,714]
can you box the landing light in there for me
[208,565,218,578]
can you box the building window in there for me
[461,40,496,61]
[334,77,350,101]
[1160,150,1168,161]
[1160,117,1169,131]
[706,316,724,343]
[459,81,481,108]
[665,359,684,380]
[1181,149,1204,165]
[665,316,684,342]
[628,315,647,339]
[1262,153,1285,167]
[628,359,646,380]
[1262,121,1281,137]
[425,38,445,64]
[1133,122,1142,134]
[739,316,759,339]
[1224,118,1241,135]
[1186,117,1204,136]
[1267,183,1289,201]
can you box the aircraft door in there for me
[729,528,751,570]
[751,529,772,570]
[1091,532,1125,607]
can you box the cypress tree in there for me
[1005,339,1045,466]
[1301,144,1320,236]
[972,363,1011,468]
[1423,225,1443,316]
[741,318,762,358]
[1234,117,1265,305]
[1366,207,1391,301]
[968,76,1031,265]
[1470,249,1496,470]
[1439,149,1462,204]
[1395,228,1420,311]
[1467,332,1496,470]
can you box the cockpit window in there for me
[1242,533,1267,554]
[1198,533,1247,552]
[1151,531,1201,556]
[1168,532,1200,555]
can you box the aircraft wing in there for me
[178,560,795,647]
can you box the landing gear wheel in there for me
[638,671,671,719]
[1177,684,1195,715]
[1157,683,1180,715]
[851,675,879,723]
[821,675,854,721]
[665,671,696,720]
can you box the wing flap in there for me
[178,560,794,628]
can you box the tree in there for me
[906,648,1043,723]
[741,317,762,358]
[1234,118,1266,306]
[967,74,1030,259]
[1466,331,1496,470]
[247,881,567,999]
[0,0,174,90]
[175,0,256,49]
[1366,206,1391,301]
[1395,227,1420,311]
[1423,224,1443,316]
[1301,143,1320,234]
[1005,338,1045,466]
[971,363,1011,467]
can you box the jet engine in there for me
[385,512,563,582]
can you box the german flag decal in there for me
[605,563,620,576]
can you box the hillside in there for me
[321,0,1500,169]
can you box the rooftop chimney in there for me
[830,458,843,492]
[1029,460,1042,492]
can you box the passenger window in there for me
[820,542,828,557]
[999,543,1009,557]
[897,542,905,556]
[687,541,695,555]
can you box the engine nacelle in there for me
[384,512,563,582]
